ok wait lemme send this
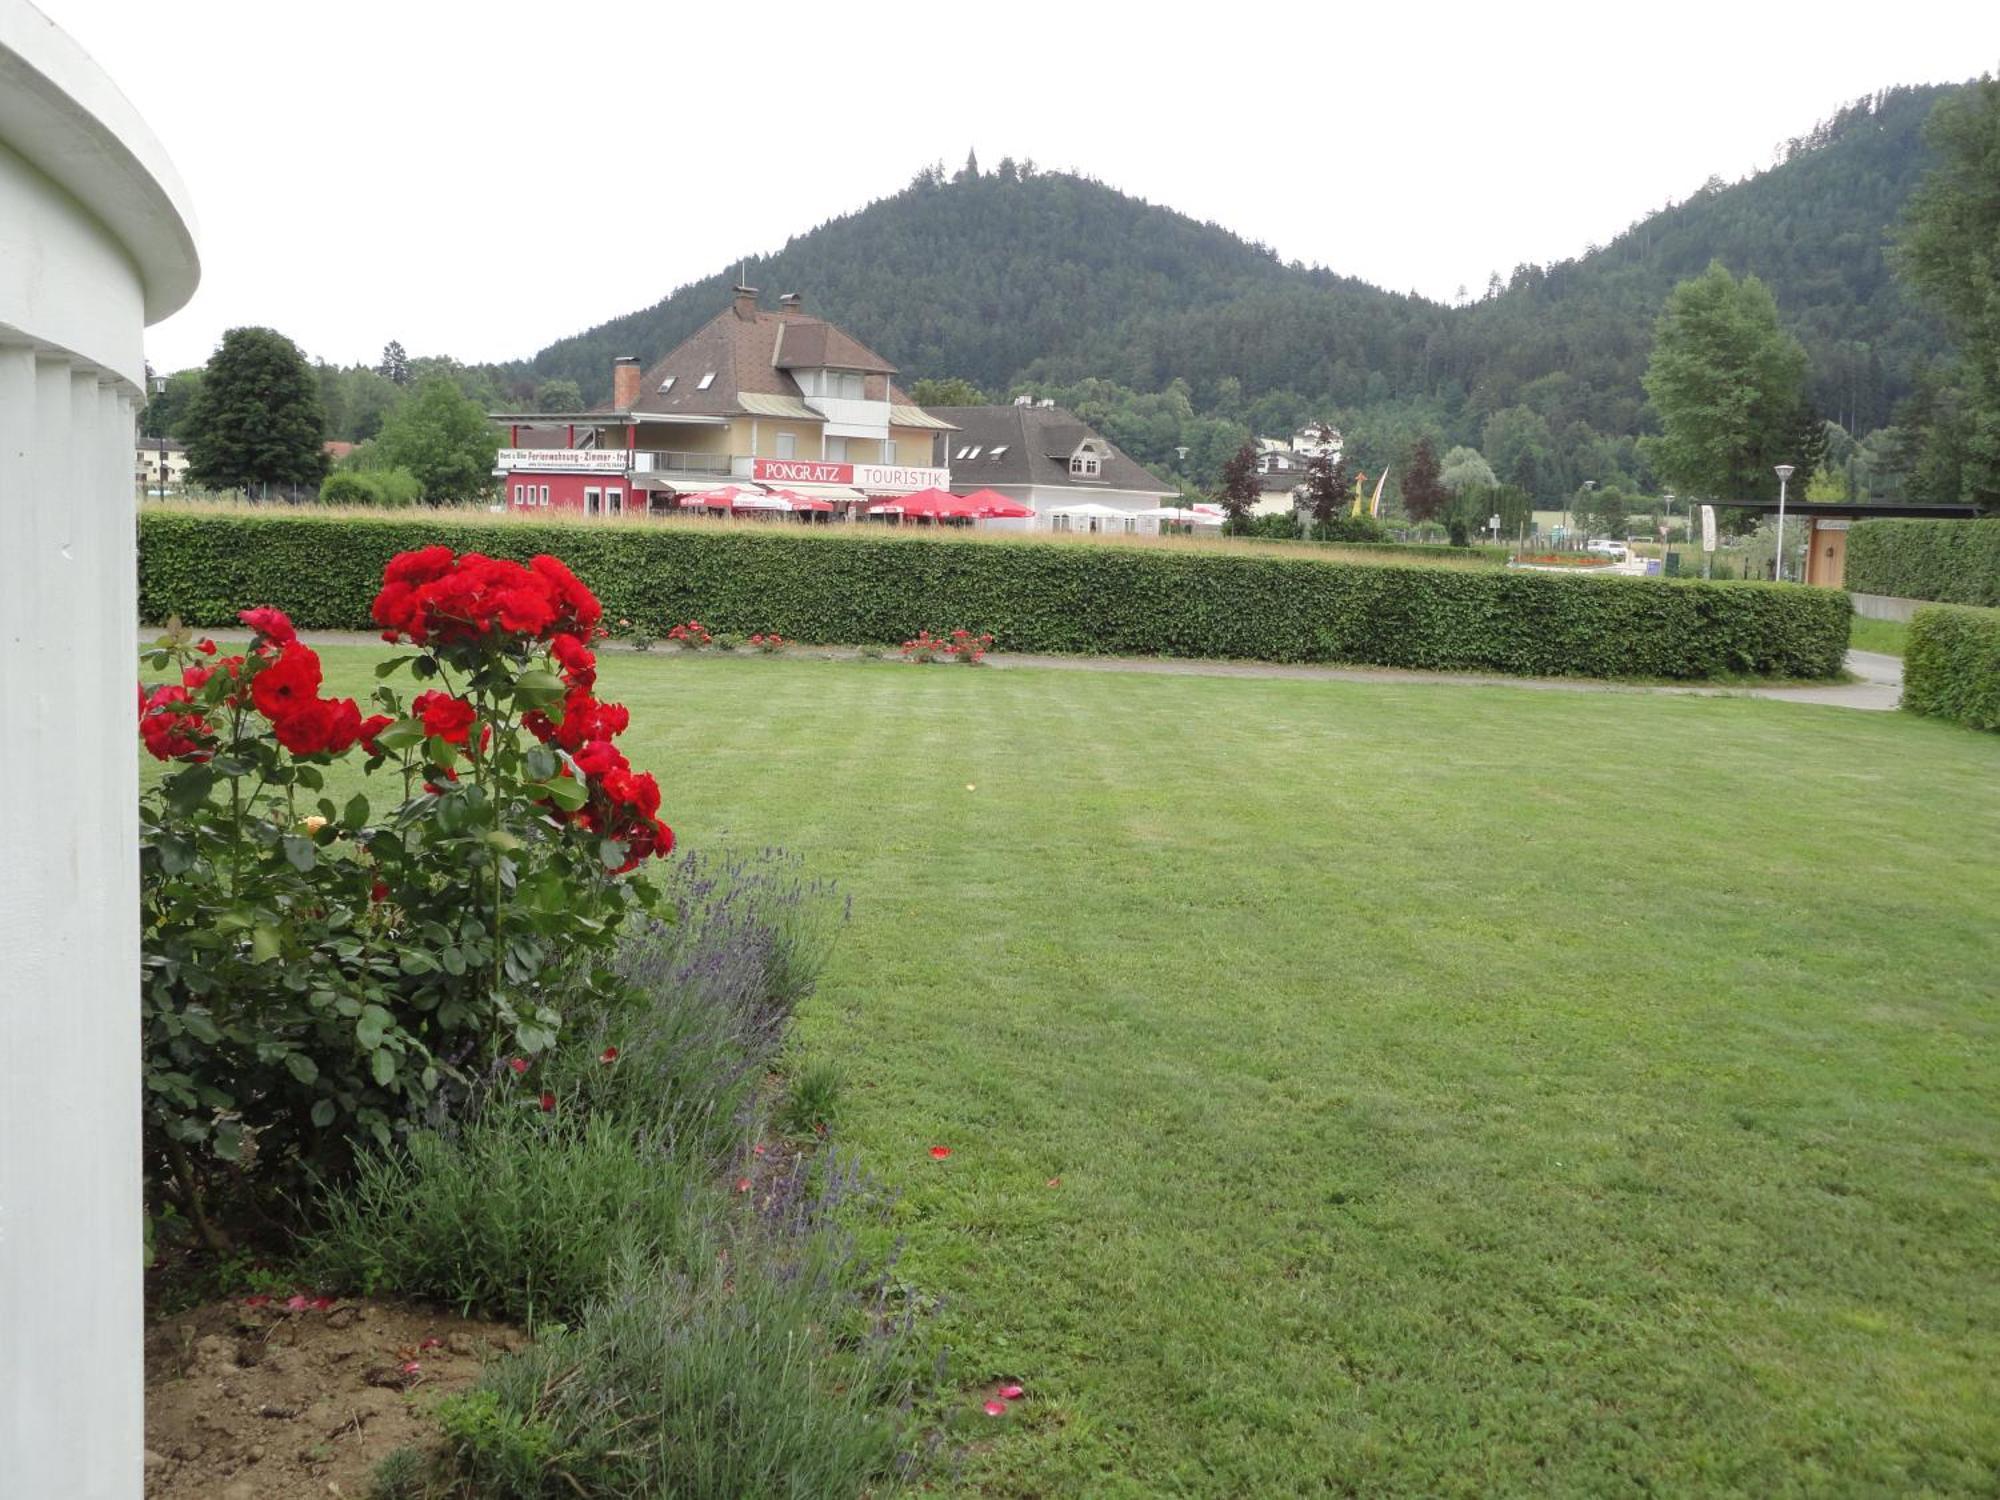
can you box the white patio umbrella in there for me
[1045,503,1133,521]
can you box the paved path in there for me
[163,631,1904,713]
[985,648,1905,711]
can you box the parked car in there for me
[1586,540,1630,562]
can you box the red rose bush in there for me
[139,549,672,1229]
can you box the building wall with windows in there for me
[503,473,632,516]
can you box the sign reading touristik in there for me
[753,458,948,491]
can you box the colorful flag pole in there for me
[1369,469,1389,519]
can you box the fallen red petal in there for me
[930,1145,952,1160]
[999,1383,1024,1400]
[508,1057,528,1075]
[401,1361,421,1375]
[419,1337,443,1350]
[538,1091,556,1112]
[243,1295,270,1308]
[983,1400,1008,1417]
[599,1046,619,1064]
[735,1177,752,1193]
[752,1143,766,1156]
[310,1296,334,1311]
[285,1295,308,1311]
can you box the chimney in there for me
[732,283,760,320]
[778,291,803,315]
[611,356,641,410]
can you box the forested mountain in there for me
[518,86,1952,425]
[1446,86,1950,440]
[433,83,1967,509]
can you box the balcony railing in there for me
[631,450,732,476]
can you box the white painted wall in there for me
[0,6,198,1496]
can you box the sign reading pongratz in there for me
[753,458,948,491]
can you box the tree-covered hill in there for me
[517,85,1958,438]
[1447,85,1952,440]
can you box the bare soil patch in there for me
[144,1298,521,1499]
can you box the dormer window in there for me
[659,376,676,394]
[988,445,1008,460]
[696,372,715,391]
[805,369,866,400]
[1070,442,1103,479]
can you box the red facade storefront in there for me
[502,469,634,516]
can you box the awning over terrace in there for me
[769,483,865,505]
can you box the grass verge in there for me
[1850,614,1910,656]
[295,647,2000,1495]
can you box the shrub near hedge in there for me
[1846,519,2000,606]
[138,508,1854,680]
[1903,604,2000,731]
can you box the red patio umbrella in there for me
[867,487,968,518]
[764,488,836,512]
[957,488,1035,519]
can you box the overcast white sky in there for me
[37,0,1998,376]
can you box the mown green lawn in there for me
[309,647,2000,1496]
[1850,615,1911,657]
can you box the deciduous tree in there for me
[909,377,987,407]
[1217,442,1263,530]
[373,378,501,503]
[1639,262,1809,504]
[535,378,585,413]
[184,327,329,497]
[1302,449,1351,526]
[1438,445,1497,494]
[1400,437,1448,523]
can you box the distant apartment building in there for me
[1251,421,1342,516]
[135,439,189,492]
[492,287,955,516]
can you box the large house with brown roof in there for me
[492,287,954,517]
[925,403,1178,530]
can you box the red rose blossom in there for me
[250,643,323,722]
[412,690,477,746]
[238,606,297,648]
[271,695,362,757]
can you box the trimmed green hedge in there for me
[1316,540,1511,565]
[137,509,1853,680]
[1903,604,2000,731]
[1846,519,2000,605]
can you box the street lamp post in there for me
[1773,464,1795,582]
[152,374,168,499]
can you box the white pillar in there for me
[0,6,199,1496]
